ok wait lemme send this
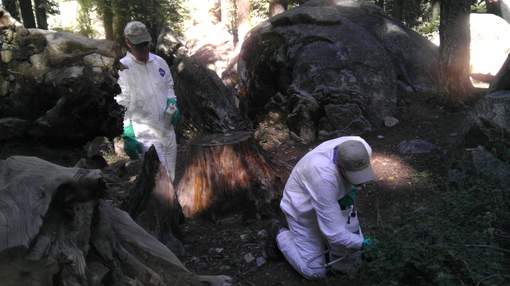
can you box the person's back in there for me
[273,135,375,279]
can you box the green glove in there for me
[338,186,358,210]
[166,98,180,126]
[122,122,143,159]
[362,237,376,249]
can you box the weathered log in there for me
[0,8,123,145]
[127,146,184,255]
[0,156,231,286]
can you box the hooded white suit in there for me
[278,136,372,279]
[116,52,177,180]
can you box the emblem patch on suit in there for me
[159,68,166,77]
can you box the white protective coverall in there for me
[116,52,177,180]
[278,136,371,279]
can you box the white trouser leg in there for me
[276,215,327,280]
[132,122,177,181]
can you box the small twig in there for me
[464,244,510,254]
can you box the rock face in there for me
[0,9,123,145]
[238,0,439,143]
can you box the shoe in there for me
[265,219,285,260]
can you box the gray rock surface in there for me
[0,8,123,144]
[239,0,439,143]
[398,139,437,155]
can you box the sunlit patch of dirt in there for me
[371,153,416,190]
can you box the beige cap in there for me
[124,21,152,45]
[337,140,376,185]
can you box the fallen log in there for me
[0,156,231,286]
[0,8,123,145]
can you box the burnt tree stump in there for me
[156,47,280,220]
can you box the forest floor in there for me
[177,92,471,286]
[0,92,489,286]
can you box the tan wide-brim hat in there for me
[124,21,152,45]
[337,140,376,185]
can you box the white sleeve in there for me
[304,162,364,250]
[162,60,176,100]
[116,69,131,122]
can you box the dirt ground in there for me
[0,92,470,286]
[176,93,469,286]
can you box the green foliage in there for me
[74,0,186,41]
[360,179,510,285]
[77,0,96,37]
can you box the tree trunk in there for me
[439,0,473,102]
[102,1,114,40]
[376,0,384,9]
[34,0,47,29]
[391,0,404,21]
[112,0,129,44]
[18,0,36,28]
[2,0,20,21]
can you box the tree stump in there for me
[126,146,184,255]
[155,48,280,219]
[177,132,277,220]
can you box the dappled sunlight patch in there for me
[371,152,416,190]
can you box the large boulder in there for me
[238,0,439,143]
[0,8,123,145]
[470,13,510,77]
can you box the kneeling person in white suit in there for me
[268,136,376,279]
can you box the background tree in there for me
[18,0,36,28]
[34,0,47,29]
[2,0,20,21]
[439,0,473,102]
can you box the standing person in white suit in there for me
[116,21,179,181]
[266,136,377,279]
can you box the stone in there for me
[256,257,266,267]
[384,116,400,128]
[85,137,114,159]
[239,0,438,143]
[471,146,510,188]
[257,230,268,238]
[470,14,510,77]
[398,139,437,155]
[243,253,255,263]
[377,135,385,139]
[473,90,510,137]
[0,117,29,140]
[0,49,13,63]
